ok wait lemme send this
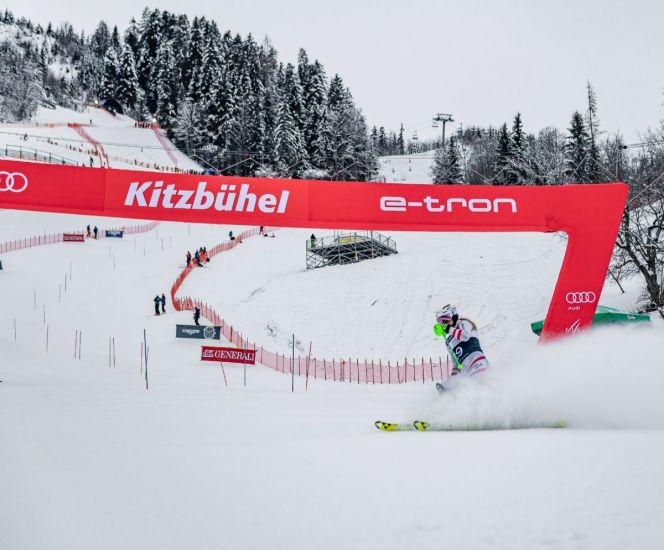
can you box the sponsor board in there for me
[201,345,256,365]
[0,171,28,193]
[176,324,221,340]
[63,233,85,242]
[0,159,630,340]
[105,229,124,238]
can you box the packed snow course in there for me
[2,115,664,548]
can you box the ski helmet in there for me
[436,304,458,325]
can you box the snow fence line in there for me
[171,226,451,384]
[151,126,179,167]
[67,123,109,167]
[0,220,160,254]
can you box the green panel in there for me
[531,305,650,335]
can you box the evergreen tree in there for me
[298,50,327,158]
[90,21,110,57]
[494,123,514,184]
[154,41,178,127]
[431,136,463,184]
[377,126,387,155]
[136,8,163,113]
[257,37,279,164]
[565,111,589,182]
[99,47,120,99]
[274,100,308,176]
[397,123,405,155]
[183,17,205,99]
[111,25,121,54]
[116,43,138,108]
[509,112,527,183]
[585,81,602,182]
[123,18,140,58]
[38,44,49,84]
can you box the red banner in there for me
[63,233,85,242]
[201,345,256,364]
[0,160,629,340]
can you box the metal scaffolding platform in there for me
[306,231,398,270]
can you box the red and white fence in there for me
[0,220,160,254]
[171,227,450,384]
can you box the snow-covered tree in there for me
[154,40,178,127]
[565,111,589,182]
[116,43,138,108]
[99,47,120,99]
[431,136,463,184]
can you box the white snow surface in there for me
[2,208,664,549]
[379,151,434,183]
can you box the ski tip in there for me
[375,421,398,432]
[413,420,429,431]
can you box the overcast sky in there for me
[6,0,664,142]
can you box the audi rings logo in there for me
[0,172,28,193]
[565,291,596,304]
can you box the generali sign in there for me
[63,233,85,242]
[201,346,256,365]
[0,160,629,340]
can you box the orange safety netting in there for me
[171,227,450,384]
[0,220,160,254]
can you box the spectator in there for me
[229,230,235,241]
[310,234,317,248]
[154,295,161,316]
[89,156,94,167]
[161,293,166,314]
[93,226,99,239]
[186,251,192,267]
[86,225,91,237]
[259,226,265,235]
[193,307,201,326]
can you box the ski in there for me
[376,419,567,432]
[375,420,415,431]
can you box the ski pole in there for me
[433,323,463,371]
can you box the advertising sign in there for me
[176,324,221,340]
[201,346,256,365]
[0,159,630,339]
[63,233,85,242]
[105,229,124,238]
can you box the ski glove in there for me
[433,323,448,337]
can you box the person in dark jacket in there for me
[161,293,166,314]
[86,225,91,237]
[93,226,99,239]
[186,251,192,267]
[193,307,201,326]
[229,230,235,241]
[154,295,161,316]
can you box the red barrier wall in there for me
[0,160,629,339]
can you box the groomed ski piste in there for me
[2,108,664,550]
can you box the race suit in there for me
[445,319,490,377]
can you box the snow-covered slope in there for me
[2,169,664,548]
[379,151,434,183]
[0,105,200,171]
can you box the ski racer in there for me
[434,304,490,378]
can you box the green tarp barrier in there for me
[531,305,651,335]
